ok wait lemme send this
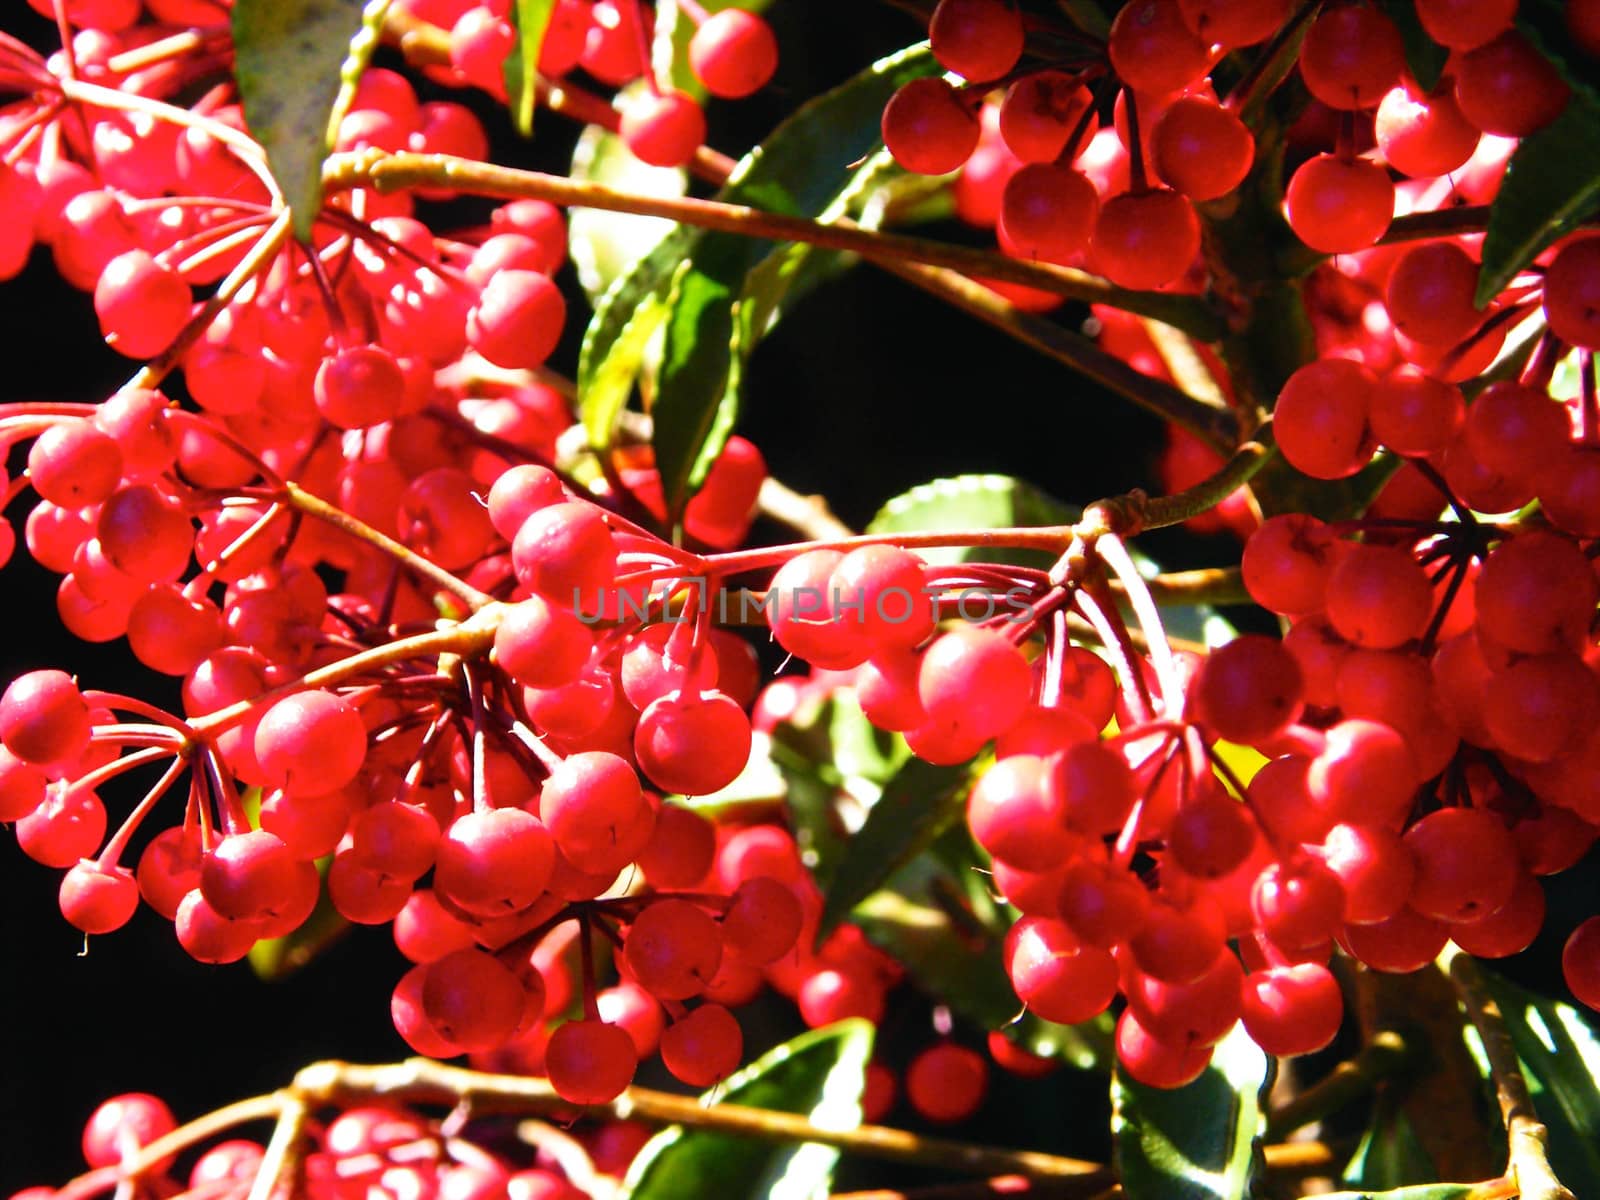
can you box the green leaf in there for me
[1113,1024,1273,1200]
[1476,967,1600,1196]
[578,44,936,482]
[1342,1100,1438,1190]
[867,473,1078,571]
[1377,0,1447,92]
[580,246,688,446]
[568,107,689,303]
[650,43,940,522]
[502,0,556,137]
[1476,92,1600,306]
[817,755,972,938]
[866,474,1236,646]
[232,0,391,241]
[620,1020,874,1200]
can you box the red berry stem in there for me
[1580,350,1599,446]
[1518,330,1561,391]
[96,754,189,870]
[1053,82,1105,168]
[624,0,661,96]
[124,209,294,394]
[676,0,710,24]
[1097,532,1182,713]
[579,911,601,1021]
[1417,554,1473,656]
[1123,90,1149,193]
[1075,578,1154,723]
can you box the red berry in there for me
[1375,80,1480,178]
[998,163,1100,264]
[1285,154,1394,253]
[1151,98,1255,201]
[0,670,92,765]
[1543,237,1600,350]
[1091,188,1199,290]
[1563,917,1600,1011]
[930,0,1025,82]
[1454,32,1569,137]
[1273,357,1377,479]
[882,78,981,176]
[1191,634,1304,745]
[689,10,778,98]
[253,690,367,796]
[1240,963,1342,1055]
[660,1003,743,1087]
[1109,0,1212,96]
[468,270,566,369]
[620,90,707,169]
[1298,6,1405,109]
[545,1019,638,1104]
[906,1042,989,1122]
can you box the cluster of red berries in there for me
[10,1090,614,1200]
[425,0,778,167]
[4,0,1600,1173]
[891,0,1597,296]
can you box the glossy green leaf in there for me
[1113,1023,1273,1200]
[1476,92,1600,306]
[650,43,939,522]
[502,0,556,136]
[651,0,776,102]
[867,474,1236,646]
[232,0,391,241]
[578,44,935,482]
[867,473,1079,570]
[1342,1100,1438,1190]
[580,248,689,446]
[620,1020,874,1200]
[817,756,972,938]
[1476,967,1600,1195]
[568,105,689,303]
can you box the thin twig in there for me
[1266,1030,1417,1137]
[1441,944,1575,1200]
[321,150,1225,342]
[292,1058,1114,1182]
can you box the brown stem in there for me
[1441,945,1576,1200]
[1266,1029,1417,1137]
[243,1090,310,1200]
[188,608,504,739]
[292,1058,1113,1181]
[281,481,494,610]
[52,1095,286,1200]
[321,150,1225,342]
